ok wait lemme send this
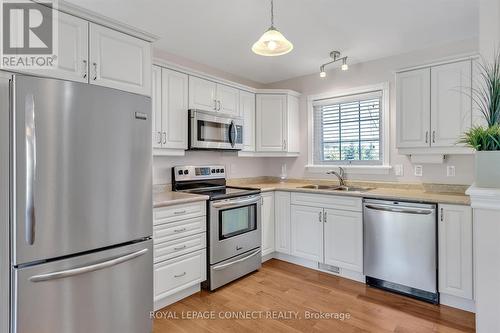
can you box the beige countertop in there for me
[228,180,470,205]
[153,190,209,208]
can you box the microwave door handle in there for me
[228,121,235,147]
[25,94,36,245]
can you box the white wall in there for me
[479,0,500,60]
[263,39,479,185]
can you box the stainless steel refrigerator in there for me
[0,74,153,333]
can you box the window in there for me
[313,90,383,166]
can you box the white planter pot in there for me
[475,151,500,188]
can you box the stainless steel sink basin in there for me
[298,184,373,192]
[299,184,336,190]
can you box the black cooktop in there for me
[184,186,260,201]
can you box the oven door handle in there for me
[211,197,260,208]
[212,248,261,271]
[228,121,236,148]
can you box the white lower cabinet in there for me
[274,191,291,254]
[153,201,207,310]
[290,205,324,262]
[261,192,275,256]
[438,204,473,300]
[324,209,363,272]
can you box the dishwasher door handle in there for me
[364,204,434,215]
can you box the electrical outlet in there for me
[447,165,456,177]
[414,165,423,177]
[394,164,404,176]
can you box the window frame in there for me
[306,82,391,175]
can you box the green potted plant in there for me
[460,51,500,188]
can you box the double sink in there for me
[298,184,373,193]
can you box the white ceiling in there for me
[67,0,478,84]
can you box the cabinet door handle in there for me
[440,207,444,222]
[157,131,162,144]
[213,99,217,110]
[174,272,186,278]
[82,60,87,79]
[162,131,167,144]
[218,100,222,111]
[92,62,97,80]
[323,211,327,223]
[432,131,436,143]
[283,140,287,150]
[173,228,186,233]
[318,211,322,223]
[425,131,428,143]
[173,245,187,251]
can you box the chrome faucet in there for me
[326,167,346,187]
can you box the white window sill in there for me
[305,164,393,175]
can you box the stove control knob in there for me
[221,168,225,173]
[216,169,220,173]
[178,170,183,175]
[211,169,215,173]
[183,170,189,175]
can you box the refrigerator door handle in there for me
[28,248,148,282]
[25,94,36,245]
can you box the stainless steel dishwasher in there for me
[363,199,438,303]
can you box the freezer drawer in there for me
[12,240,153,333]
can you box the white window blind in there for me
[313,90,382,165]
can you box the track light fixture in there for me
[319,50,348,78]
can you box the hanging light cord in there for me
[270,0,274,28]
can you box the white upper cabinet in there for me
[261,192,275,257]
[188,76,240,115]
[161,69,189,150]
[256,93,299,154]
[89,23,152,95]
[189,76,217,111]
[290,205,323,262]
[324,209,363,272]
[16,12,89,83]
[396,68,431,148]
[152,65,162,149]
[431,61,472,147]
[217,84,240,116]
[396,58,474,152]
[239,91,256,152]
[438,204,473,300]
[256,94,286,152]
[274,191,291,254]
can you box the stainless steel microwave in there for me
[188,109,243,150]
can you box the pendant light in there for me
[252,0,293,56]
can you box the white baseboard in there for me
[154,284,201,311]
[440,293,475,313]
[261,252,274,263]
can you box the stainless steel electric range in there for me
[172,165,262,290]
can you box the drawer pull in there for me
[173,228,186,233]
[174,272,186,278]
[174,245,187,251]
[173,210,187,215]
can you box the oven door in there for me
[209,195,261,264]
[189,110,243,150]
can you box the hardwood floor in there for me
[153,259,475,333]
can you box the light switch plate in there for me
[447,165,456,177]
[394,164,404,176]
[414,165,423,177]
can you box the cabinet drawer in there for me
[154,233,206,263]
[291,193,362,212]
[154,249,206,300]
[154,216,206,243]
[154,201,206,225]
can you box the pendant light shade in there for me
[252,0,293,56]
